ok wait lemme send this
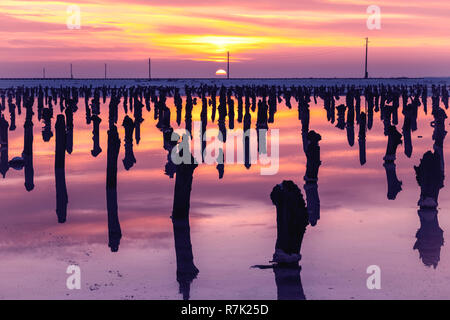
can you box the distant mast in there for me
[364,37,369,79]
[227,51,230,79]
[70,63,73,79]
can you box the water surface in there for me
[0,91,448,300]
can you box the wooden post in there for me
[364,38,369,79]
[227,51,230,79]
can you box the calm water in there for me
[0,93,448,300]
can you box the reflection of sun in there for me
[215,69,227,76]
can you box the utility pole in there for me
[227,51,230,79]
[70,63,73,79]
[364,37,369,79]
[105,63,107,79]
[149,58,152,80]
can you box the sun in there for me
[215,69,227,76]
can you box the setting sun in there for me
[215,69,227,76]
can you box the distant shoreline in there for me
[1,77,449,80]
[0,77,447,89]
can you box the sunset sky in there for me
[1,0,449,77]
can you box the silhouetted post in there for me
[106,124,122,252]
[42,107,53,142]
[172,154,198,219]
[383,125,403,200]
[431,107,447,172]
[133,96,144,144]
[415,151,444,209]
[23,103,34,191]
[163,128,178,178]
[402,103,413,158]
[171,143,199,299]
[65,104,74,154]
[70,63,73,79]
[358,112,367,165]
[55,115,68,223]
[303,131,322,226]
[270,181,309,264]
[90,114,102,157]
[414,150,445,268]
[122,115,137,170]
[227,51,230,79]
[0,115,9,178]
[364,38,369,79]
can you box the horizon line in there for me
[1,77,449,81]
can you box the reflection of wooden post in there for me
[106,125,122,252]
[172,217,199,300]
[0,115,9,178]
[171,150,199,300]
[227,52,230,79]
[23,106,35,191]
[55,115,68,223]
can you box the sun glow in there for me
[0,0,449,76]
[215,69,227,76]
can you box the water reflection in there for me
[55,114,68,223]
[122,115,137,170]
[171,147,199,300]
[106,123,122,252]
[272,264,306,300]
[0,82,448,299]
[253,180,308,300]
[303,131,321,226]
[0,114,9,178]
[91,114,102,157]
[414,151,445,269]
[383,125,403,200]
[23,96,34,191]
[413,102,447,268]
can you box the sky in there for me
[0,0,449,78]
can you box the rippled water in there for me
[0,93,448,300]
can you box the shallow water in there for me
[0,93,448,300]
